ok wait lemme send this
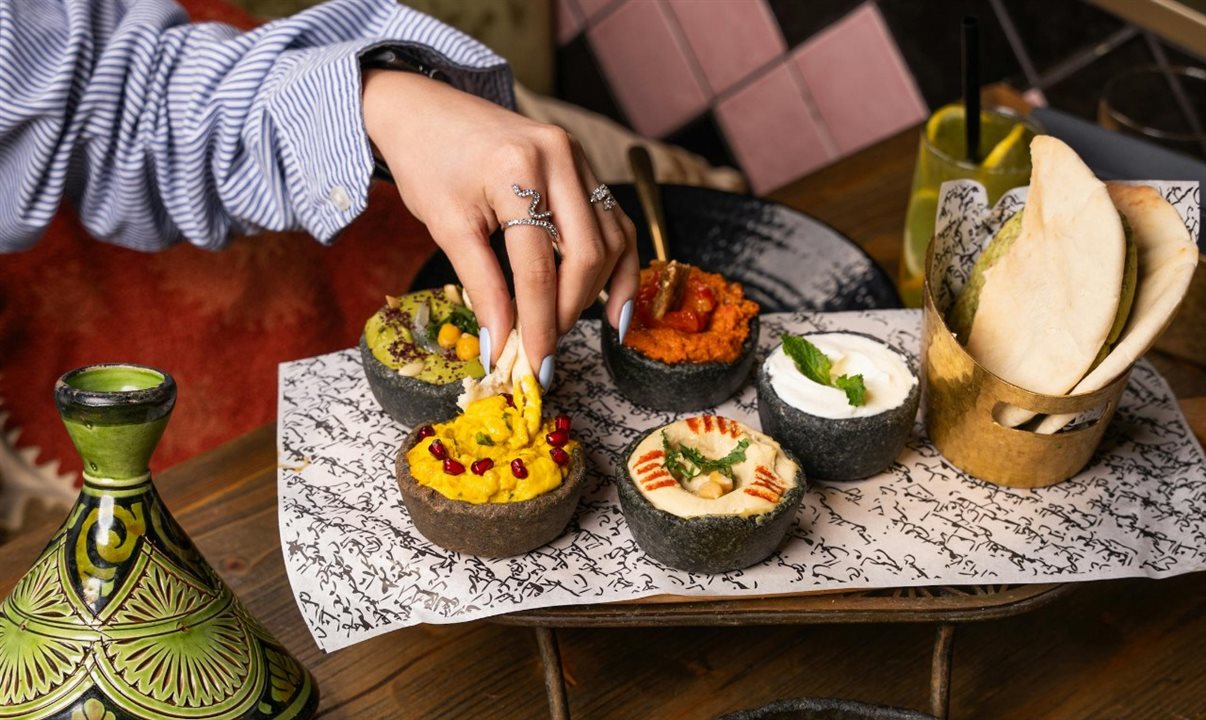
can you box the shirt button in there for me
[329,186,351,211]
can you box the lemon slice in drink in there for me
[981,122,1030,171]
[926,103,1031,164]
[926,104,967,157]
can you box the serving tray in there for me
[277,310,1205,652]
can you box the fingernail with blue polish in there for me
[479,327,492,375]
[617,299,634,344]
[538,355,555,391]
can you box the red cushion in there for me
[1,174,435,480]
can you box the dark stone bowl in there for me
[360,334,462,427]
[717,697,935,719]
[395,424,589,557]
[615,430,805,574]
[601,316,760,413]
[756,333,919,482]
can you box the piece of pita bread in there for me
[457,328,533,410]
[966,136,1126,424]
[1035,183,1197,434]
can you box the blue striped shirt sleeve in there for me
[0,0,514,251]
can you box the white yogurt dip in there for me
[765,333,916,420]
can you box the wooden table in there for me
[3,128,1204,720]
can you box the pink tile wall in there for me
[792,3,927,155]
[667,0,785,95]
[564,0,930,192]
[576,0,623,22]
[588,0,709,137]
[556,0,585,45]
[715,63,835,193]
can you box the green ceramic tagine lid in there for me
[56,364,175,485]
[0,363,318,720]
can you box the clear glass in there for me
[1099,65,1206,161]
[899,107,1036,307]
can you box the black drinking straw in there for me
[962,16,981,164]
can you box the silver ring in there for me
[501,184,559,240]
[589,183,616,211]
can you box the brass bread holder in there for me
[921,242,1131,489]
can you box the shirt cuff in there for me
[262,17,512,243]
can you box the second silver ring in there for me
[589,183,616,211]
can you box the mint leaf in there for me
[475,432,494,446]
[781,334,831,386]
[781,333,867,407]
[833,374,867,407]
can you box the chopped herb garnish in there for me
[426,306,480,346]
[661,431,750,482]
[781,333,867,407]
[662,432,692,482]
[446,305,480,336]
[475,432,494,446]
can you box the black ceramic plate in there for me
[410,184,900,314]
[717,697,935,719]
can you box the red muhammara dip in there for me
[625,262,759,364]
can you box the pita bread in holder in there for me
[921,178,1198,488]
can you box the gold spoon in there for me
[628,145,687,319]
[628,144,670,263]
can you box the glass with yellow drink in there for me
[900,104,1037,306]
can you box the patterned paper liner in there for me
[278,310,1205,652]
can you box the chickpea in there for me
[456,333,480,361]
[710,470,734,492]
[437,322,462,349]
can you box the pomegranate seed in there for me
[443,458,465,475]
[428,440,447,460]
[546,429,569,447]
[501,393,515,408]
[471,458,494,475]
[416,425,435,440]
[555,415,571,432]
[510,458,528,479]
[550,447,570,466]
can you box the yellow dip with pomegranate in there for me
[405,375,577,504]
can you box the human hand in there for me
[362,70,639,386]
